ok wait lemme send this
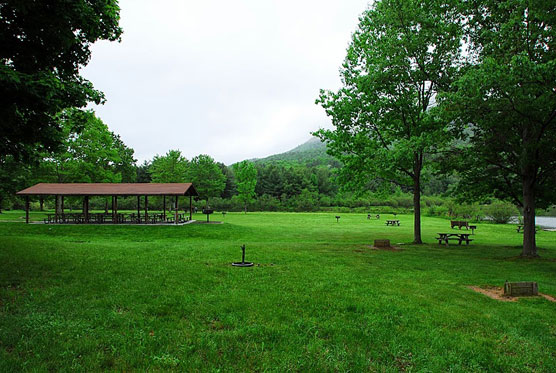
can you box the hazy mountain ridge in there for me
[251,137,340,167]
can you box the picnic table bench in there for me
[450,220,469,229]
[386,219,400,226]
[436,233,473,246]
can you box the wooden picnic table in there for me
[45,213,85,224]
[516,225,539,233]
[165,213,189,224]
[436,232,473,246]
[386,219,400,226]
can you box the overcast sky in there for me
[82,0,371,165]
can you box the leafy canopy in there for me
[187,154,226,206]
[149,150,189,183]
[315,0,463,243]
[439,0,556,256]
[441,0,556,209]
[37,109,135,184]
[0,0,122,160]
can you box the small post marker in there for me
[232,244,254,267]
[335,216,340,222]
[374,239,391,248]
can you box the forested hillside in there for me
[252,137,341,167]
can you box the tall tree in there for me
[187,155,225,208]
[38,109,133,184]
[136,160,152,183]
[315,0,463,243]
[0,0,122,160]
[233,161,257,213]
[112,134,137,182]
[0,156,31,212]
[218,162,237,198]
[149,150,189,183]
[441,0,556,257]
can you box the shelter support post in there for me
[112,196,116,223]
[25,196,29,224]
[137,196,140,223]
[145,196,148,223]
[190,195,192,221]
[84,196,89,223]
[55,195,59,223]
[61,196,64,217]
[163,196,166,221]
[175,196,178,225]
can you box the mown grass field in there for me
[1,211,555,371]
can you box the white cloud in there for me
[82,0,371,164]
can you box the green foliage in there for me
[135,161,152,183]
[187,154,226,207]
[149,150,188,183]
[484,201,519,224]
[232,161,257,212]
[0,156,32,212]
[0,0,122,160]
[38,109,135,183]
[439,0,556,256]
[315,0,463,243]
[218,162,236,198]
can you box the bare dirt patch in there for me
[367,245,403,251]
[468,286,556,302]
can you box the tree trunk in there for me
[521,176,538,257]
[56,195,62,222]
[412,152,423,244]
[413,175,422,244]
[40,197,44,211]
[104,199,109,214]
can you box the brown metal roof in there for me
[16,183,198,196]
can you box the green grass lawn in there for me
[1,212,555,371]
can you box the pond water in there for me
[535,216,556,229]
[506,216,556,229]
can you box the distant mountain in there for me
[252,137,341,167]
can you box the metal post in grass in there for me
[336,215,340,222]
[232,244,254,267]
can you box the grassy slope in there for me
[0,212,555,371]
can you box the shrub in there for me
[483,201,519,224]
[453,203,482,220]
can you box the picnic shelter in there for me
[16,183,199,224]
